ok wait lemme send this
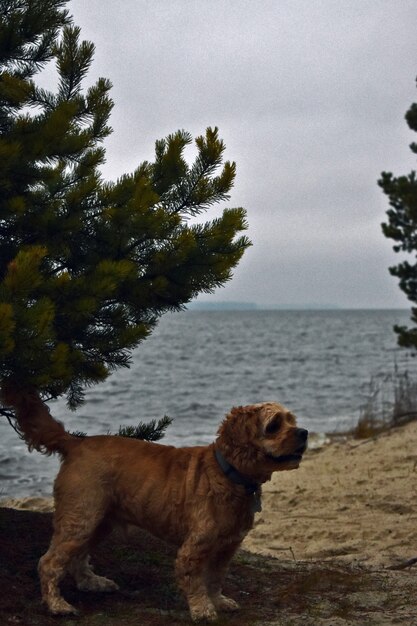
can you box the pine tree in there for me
[380,77,417,349]
[0,1,250,420]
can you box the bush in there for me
[354,366,417,438]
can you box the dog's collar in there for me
[214,448,259,496]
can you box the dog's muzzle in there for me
[268,428,308,463]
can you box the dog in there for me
[2,387,308,622]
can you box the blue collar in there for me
[214,447,259,495]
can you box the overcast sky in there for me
[67,0,417,308]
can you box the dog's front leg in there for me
[175,536,217,623]
[206,540,241,613]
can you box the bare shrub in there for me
[354,366,417,439]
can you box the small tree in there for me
[380,77,417,349]
[0,1,250,422]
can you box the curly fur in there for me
[2,391,307,622]
[1,384,76,455]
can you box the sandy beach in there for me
[244,420,417,569]
[2,421,417,569]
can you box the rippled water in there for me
[1,309,415,498]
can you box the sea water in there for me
[0,309,415,498]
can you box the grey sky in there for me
[68,0,417,308]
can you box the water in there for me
[1,309,415,498]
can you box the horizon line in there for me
[186,302,411,311]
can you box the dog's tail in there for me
[1,383,77,456]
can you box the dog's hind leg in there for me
[39,482,110,614]
[68,518,119,593]
[38,533,88,615]
[68,553,119,593]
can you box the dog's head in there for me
[216,402,308,481]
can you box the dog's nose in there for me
[296,428,308,442]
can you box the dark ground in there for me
[1,507,416,626]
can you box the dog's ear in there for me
[216,404,262,453]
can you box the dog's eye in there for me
[265,420,280,435]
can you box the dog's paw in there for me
[48,598,79,615]
[190,601,218,622]
[215,594,240,612]
[77,575,119,593]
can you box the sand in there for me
[2,421,417,569]
[243,420,417,569]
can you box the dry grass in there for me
[352,367,417,439]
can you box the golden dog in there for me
[3,388,308,622]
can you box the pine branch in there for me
[117,415,173,442]
[0,406,24,439]
[0,4,250,412]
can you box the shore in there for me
[244,419,417,568]
[2,421,417,569]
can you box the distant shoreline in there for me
[186,303,409,312]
